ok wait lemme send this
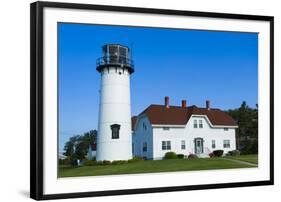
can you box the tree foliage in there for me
[226,101,258,154]
[63,130,97,161]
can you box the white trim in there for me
[134,114,151,131]
[152,124,186,128]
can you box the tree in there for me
[227,101,258,154]
[63,130,97,161]
[63,135,79,160]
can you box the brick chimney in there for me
[206,100,210,110]
[182,100,187,108]
[164,96,169,108]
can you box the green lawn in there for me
[225,154,258,164]
[59,156,257,178]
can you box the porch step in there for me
[197,153,210,158]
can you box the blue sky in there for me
[58,23,258,151]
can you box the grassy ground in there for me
[224,154,258,164]
[59,156,257,178]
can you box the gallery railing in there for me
[96,56,134,70]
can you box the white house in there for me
[132,97,238,159]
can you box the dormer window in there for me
[193,120,198,128]
[199,120,203,128]
[110,124,120,139]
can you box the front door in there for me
[194,138,203,154]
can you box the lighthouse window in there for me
[109,46,118,63]
[119,47,126,57]
[109,46,118,55]
[119,47,127,64]
[110,124,120,139]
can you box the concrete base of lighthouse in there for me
[96,140,132,161]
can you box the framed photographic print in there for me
[30,1,274,200]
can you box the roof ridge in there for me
[144,104,198,108]
[195,107,221,110]
[140,104,155,115]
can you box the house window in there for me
[193,120,198,128]
[199,120,203,128]
[143,142,147,152]
[110,124,120,139]
[163,127,170,130]
[181,140,186,150]
[143,122,147,130]
[223,140,230,148]
[212,140,216,148]
[162,141,171,150]
[224,128,229,131]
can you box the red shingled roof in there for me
[132,104,237,129]
[131,116,138,130]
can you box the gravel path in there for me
[222,158,258,167]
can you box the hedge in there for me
[213,150,224,157]
[177,154,185,159]
[164,152,178,159]
[188,154,198,159]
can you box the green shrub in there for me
[188,154,198,159]
[209,152,215,158]
[177,154,184,159]
[228,150,240,156]
[164,152,178,159]
[83,160,95,166]
[213,150,224,157]
[225,153,231,156]
[95,161,104,166]
[128,156,143,163]
[111,160,128,165]
[102,160,111,165]
[59,158,71,165]
[241,139,258,154]
[70,159,79,166]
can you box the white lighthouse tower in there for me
[96,44,134,161]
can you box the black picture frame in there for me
[30,1,274,200]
